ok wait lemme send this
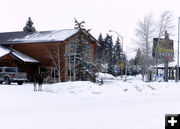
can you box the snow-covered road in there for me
[0,75,180,129]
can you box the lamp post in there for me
[177,17,180,82]
[109,30,123,52]
[109,30,125,80]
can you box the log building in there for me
[0,22,99,82]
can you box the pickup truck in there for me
[0,67,27,85]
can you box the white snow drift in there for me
[0,74,180,129]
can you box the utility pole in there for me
[177,17,180,82]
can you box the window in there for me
[5,68,16,72]
[51,67,60,78]
[68,69,73,76]
[39,66,48,76]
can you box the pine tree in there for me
[97,33,104,60]
[113,38,123,63]
[23,17,36,32]
[112,37,123,75]
[69,19,96,81]
[104,34,114,75]
[134,48,142,65]
[74,33,95,81]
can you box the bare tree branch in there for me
[156,10,175,38]
[135,13,154,80]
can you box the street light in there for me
[109,30,123,52]
[177,17,180,82]
[109,30,125,80]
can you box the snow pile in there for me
[43,74,180,97]
[96,72,116,80]
[0,75,180,129]
[44,81,102,95]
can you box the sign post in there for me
[164,58,168,82]
[152,31,174,82]
[120,61,124,80]
[177,17,180,82]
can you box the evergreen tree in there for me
[112,37,123,75]
[134,48,142,65]
[113,37,123,63]
[104,34,114,74]
[96,33,128,76]
[74,33,95,81]
[69,19,96,81]
[97,33,104,60]
[23,17,36,32]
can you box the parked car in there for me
[0,67,27,85]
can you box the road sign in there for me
[152,31,174,60]
[120,61,124,67]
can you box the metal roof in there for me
[0,29,79,44]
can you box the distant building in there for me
[153,61,177,80]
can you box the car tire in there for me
[0,81,3,84]
[17,81,23,85]
[4,77,11,85]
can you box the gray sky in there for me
[0,0,179,58]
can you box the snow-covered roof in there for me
[0,45,9,57]
[157,61,176,68]
[0,29,79,44]
[12,50,38,63]
[12,29,79,43]
[0,46,38,63]
[156,53,180,68]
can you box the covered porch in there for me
[0,46,39,81]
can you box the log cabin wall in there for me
[11,42,66,82]
[0,54,17,67]
[11,42,62,66]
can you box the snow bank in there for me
[43,75,180,97]
[96,72,116,79]
[44,81,102,95]
[0,75,180,129]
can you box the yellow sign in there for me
[158,46,173,53]
[153,38,174,59]
[120,62,124,67]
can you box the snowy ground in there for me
[0,74,180,129]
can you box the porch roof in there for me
[0,46,38,63]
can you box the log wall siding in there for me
[12,42,62,66]
[11,42,66,82]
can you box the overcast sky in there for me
[0,0,180,58]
